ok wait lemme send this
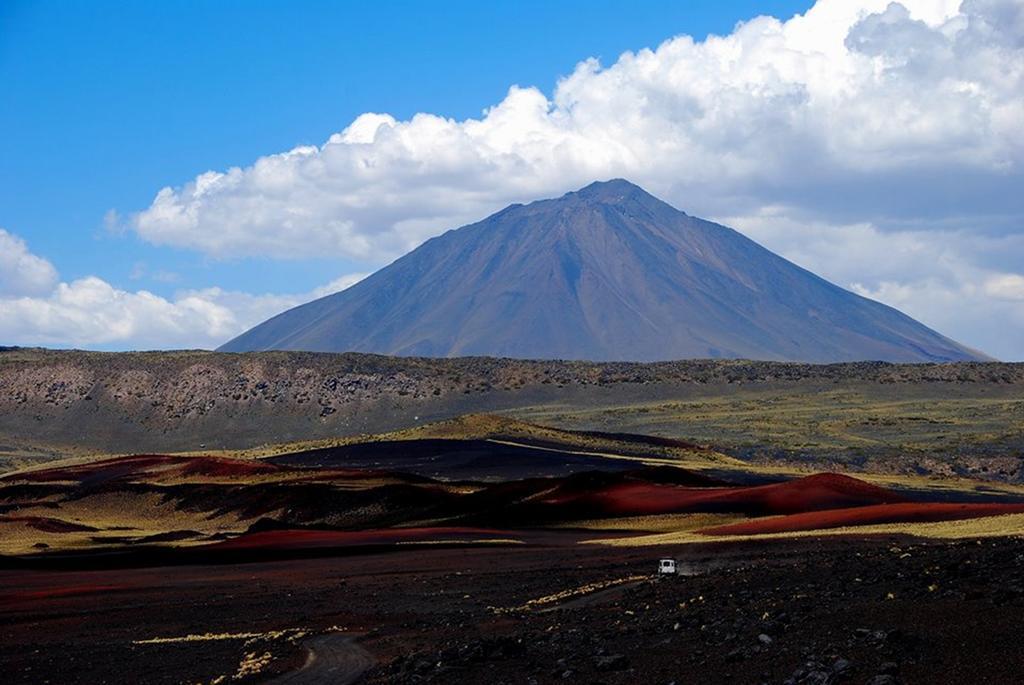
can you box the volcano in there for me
[220,180,986,362]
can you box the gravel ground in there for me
[3,534,1024,684]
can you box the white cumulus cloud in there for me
[0,230,365,349]
[0,228,60,297]
[133,0,1023,262]
[721,209,1024,360]
[984,273,1024,301]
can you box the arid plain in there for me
[2,350,1024,683]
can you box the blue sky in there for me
[1,0,811,296]
[1,0,1022,358]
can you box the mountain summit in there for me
[220,180,987,362]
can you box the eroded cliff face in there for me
[1,348,1021,467]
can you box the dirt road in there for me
[266,634,374,685]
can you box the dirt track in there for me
[266,634,374,685]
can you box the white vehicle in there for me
[658,558,677,575]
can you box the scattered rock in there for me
[593,654,629,671]
[866,676,899,685]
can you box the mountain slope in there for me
[220,180,987,362]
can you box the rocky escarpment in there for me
[1,348,1022,466]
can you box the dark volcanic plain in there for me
[5,537,1024,684]
[3,348,1024,685]
[4,418,1024,684]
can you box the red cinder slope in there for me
[700,502,1024,536]
[540,473,906,517]
[3,454,282,485]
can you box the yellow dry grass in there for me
[555,513,743,533]
[0,520,97,555]
[395,538,523,546]
[513,387,1024,458]
[134,628,309,645]
[493,574,650,613]
[172,413,741,471]
[51,491,242,529]
[0,490,255,554]
[231,651,274,680]
[137,627,313,684]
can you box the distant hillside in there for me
[222,179,988,363]
[1,348,1020,470]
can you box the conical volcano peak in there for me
[571,178,648,202]
[576,178,641,195]
[559,179,684,218]
[221,181,987,363]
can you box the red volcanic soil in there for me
[541,473,905,517]
[4,454,282,485]
[2,454,428,488]
[700,502,1024,536]
[174,456,282,479]
[2,583,129,603]
[210,526,509,551]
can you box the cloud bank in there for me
[721,210,1024,360]
[0,229,59,297]
[0,230,364,349]
[135,0,1022,260]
